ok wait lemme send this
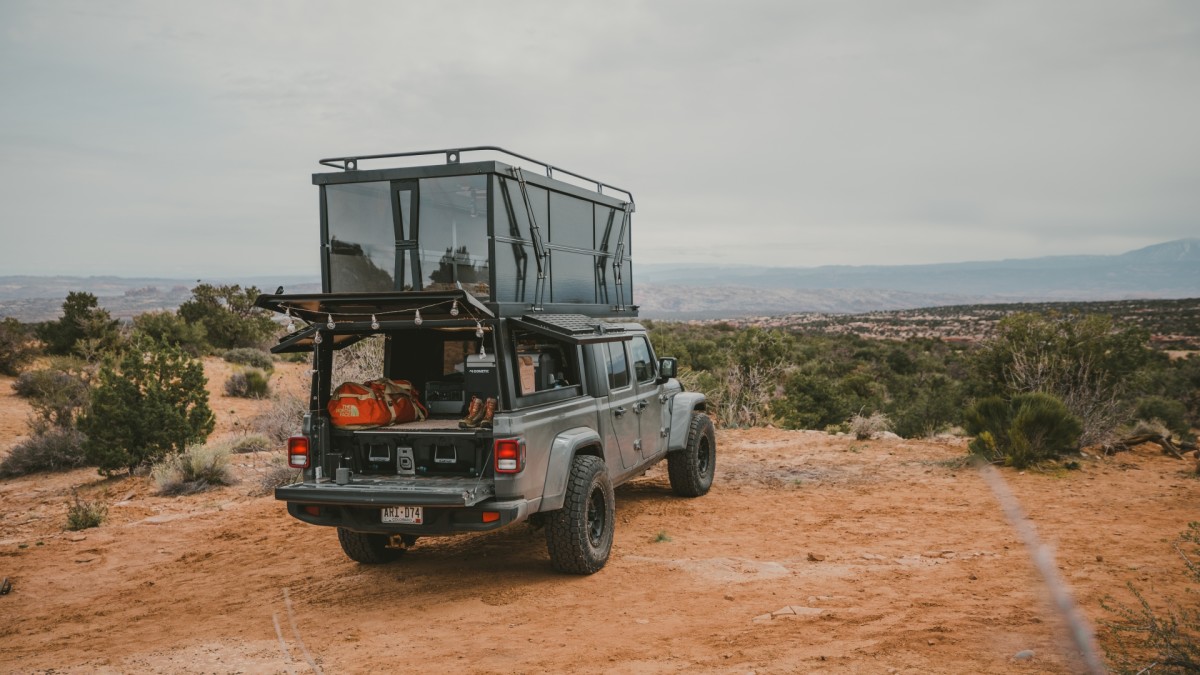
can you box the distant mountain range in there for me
[1,240,1196,322]
[636,238,1200,318]
[0,276,320,323]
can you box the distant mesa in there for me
[637,238,1200,318]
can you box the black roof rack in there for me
[514,314,632,344]
[317,145,635,206]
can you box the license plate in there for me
[381,506,423,524]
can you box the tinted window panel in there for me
[549,192,593,250]
[417,176,489,296]
[494,176,527,241]
[326,182,394,291]
[594,205,618,252]
[507,182,547,242]
[550,250,596,303]
[606,341,629,390]
[494,242,533,303]
[617,258,633,305]
[492,176,518,241]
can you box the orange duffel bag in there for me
[328,378,428,429]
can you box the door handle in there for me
[614,407,627,417]
[634,401,648,413]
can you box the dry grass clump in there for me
[1126,418,1171,439]
[151,443,235,496]
[250,392,307,444]
[228,434,273,454]
[257,459,301,495]
[849,411,892,440]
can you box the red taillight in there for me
[287,436,310,469]
[494,438,525,474]
[482,511,500,523]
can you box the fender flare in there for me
[539,426,603,512]
[667,392,707,451]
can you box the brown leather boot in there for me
[458,396,484,428]
[480,398,497,429]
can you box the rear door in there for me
[603,341,641,469]
[628,335,665,459]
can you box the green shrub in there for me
[0,317,38,375]
[971,312,1153,447]
[80,340,215,475]
[884,372,965,439]
[178,283,277,350]
[1133,396,1192,439]
[0,427,87,477]
[35,292,122,358]
[150,443,234,495]
[225,368,271,399]
[223,348,274,372]
[65,492,107,531]
[12,368,72,398]
[132,311,207,355]
[11,368,90,430]
[965,392,1082,468]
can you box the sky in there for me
[1,1,1197,278]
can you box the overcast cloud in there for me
[1,1,1197,277]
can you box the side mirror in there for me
[658,357,678,380]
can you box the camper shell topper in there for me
[313,146,635,318]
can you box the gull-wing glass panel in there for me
[417,175,490,298]
[326,181,395,292]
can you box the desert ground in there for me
[0,359,1196,673]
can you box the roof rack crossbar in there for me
[317,145,635,207]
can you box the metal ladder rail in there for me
[611,203,633,312]
[510,167,550,310]
[498,178,529,302]
[594,208,617,304]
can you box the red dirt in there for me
[1,361,1196,673]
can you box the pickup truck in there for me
[257,148,715,573]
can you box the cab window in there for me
[510,327,580,401]
[630,336,655,383]
[606,341,630,390]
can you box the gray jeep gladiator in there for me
[256,147,714,574]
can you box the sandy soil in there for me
[1,361,1197,673]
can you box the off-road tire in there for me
[337,527,403,564]
[545,455,615,574]
[667,412,716,497]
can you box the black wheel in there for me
[337,527,403,564]
[545,455,615,574]
[667,412,716,497]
